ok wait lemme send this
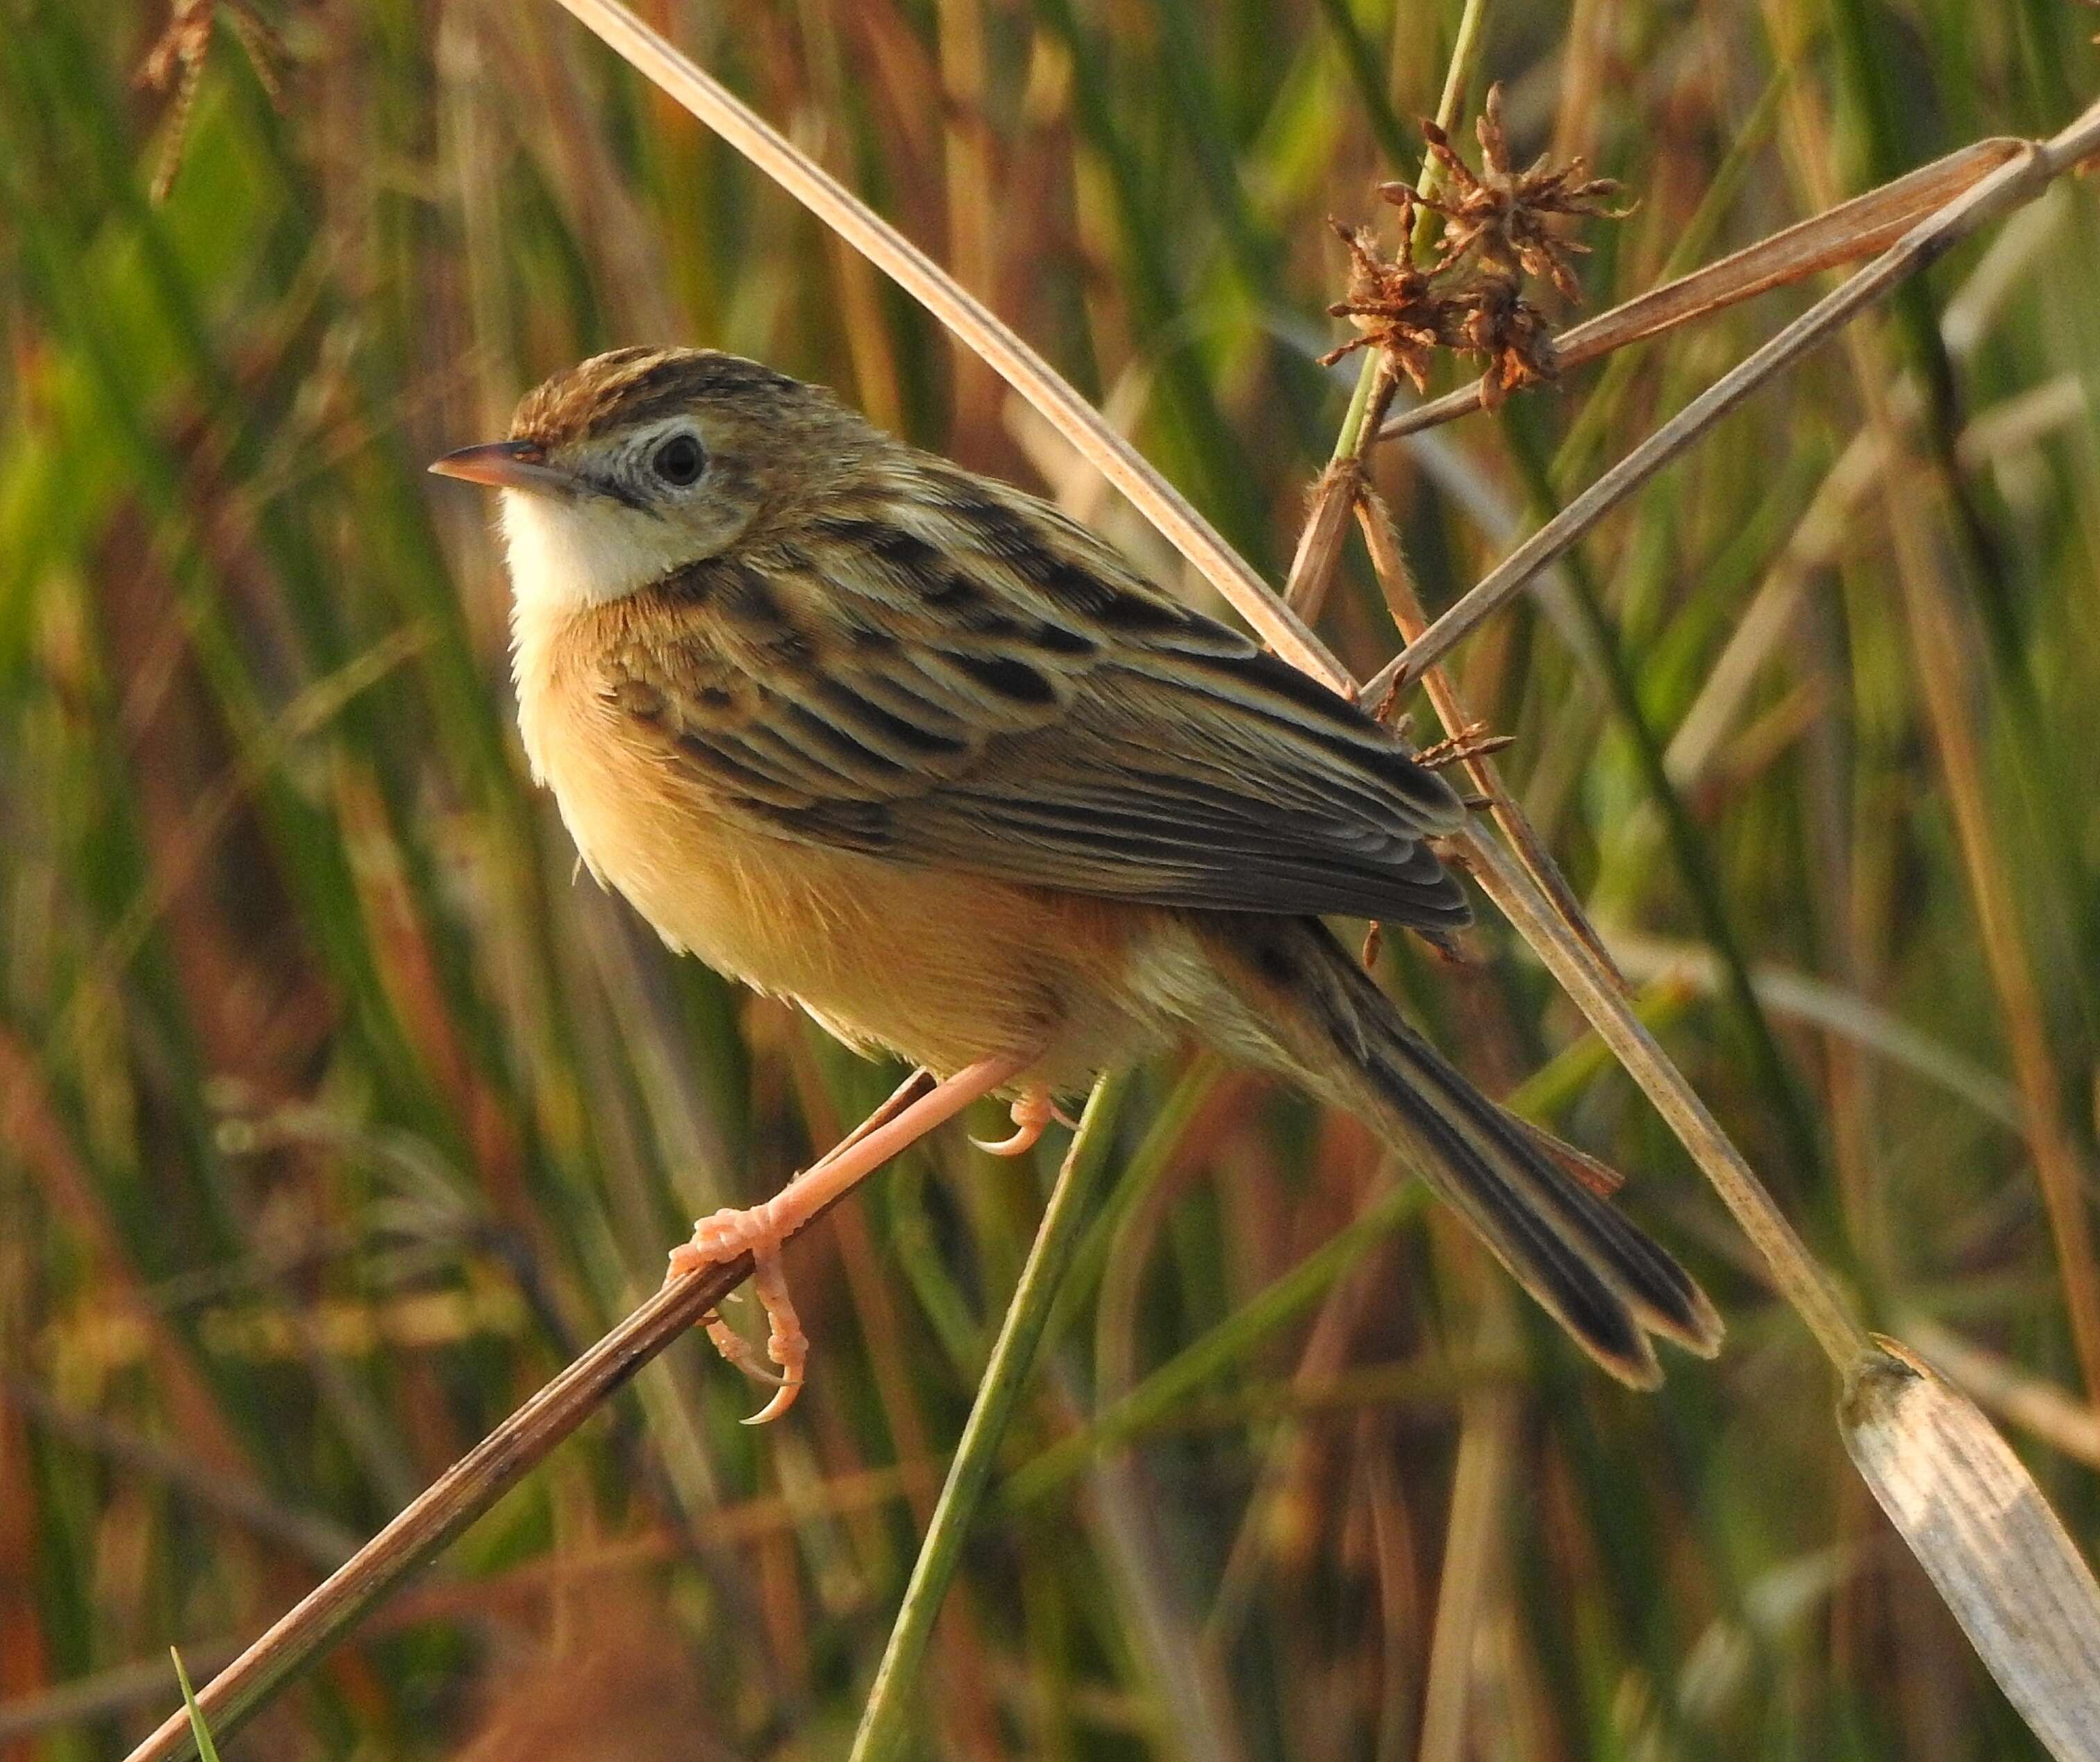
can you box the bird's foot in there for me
[668,1203,807,1424]
[664,1052,1033,1424]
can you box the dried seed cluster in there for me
[1324,84,1631,404]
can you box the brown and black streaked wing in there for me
[604,480,1473,930]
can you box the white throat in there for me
[499,488,676,619]
[501,488,686,786]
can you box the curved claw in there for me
[972,1087,1059,1158]
[741,1374,806,1426]
[740,1249,807,1425]
[969,1122,1042,1157]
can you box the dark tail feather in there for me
[1222,920,1723,1387]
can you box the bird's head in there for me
[431,347,872,615]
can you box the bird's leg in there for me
[969,1086,1062,1158]
[668,1065,936,1341]
[667,1052,1028,1422]
[824,1065,938,1159]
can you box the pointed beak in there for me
[427,439,572,495]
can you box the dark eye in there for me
[651,433,705,487]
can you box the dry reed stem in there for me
[1354,490,1624,988]
[1378,135,2027,442]
[1364,99,2100,700]
[1451,829,1865,1365]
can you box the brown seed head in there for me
[1417,83,1632,303]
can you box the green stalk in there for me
[849,1069,1133,1762]
[1327,0,1492,463]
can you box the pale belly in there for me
[531,708,1176,1091]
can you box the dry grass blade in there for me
[1843,1340,2100,1761]
[1365,99,2100,698]
[1380,136,2028,440]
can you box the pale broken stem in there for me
[1899,1318,2100,1472]
[1378,135,2028,443]
[1842,1340,2100,1754]
[1455,826,1866,1367]
[1365,100,2100,701]
[549,0,1343,689]
[1353,489,1626,990]
[1282,454,1367,620]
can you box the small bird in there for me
[432,345,1720,1418]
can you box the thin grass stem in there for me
[847,1070,1131,1762]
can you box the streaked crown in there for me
[508,346,808,450]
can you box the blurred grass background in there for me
[4,0,2100,1756]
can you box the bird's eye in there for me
[651,433,706,487]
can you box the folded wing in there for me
[601,477,1472,931]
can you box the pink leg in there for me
[970,1086,1061,1158]
[665,1053,1028,1422]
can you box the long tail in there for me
[1202,917,1723,1387]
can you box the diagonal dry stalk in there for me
[544,0,1347,688]
[1354,490,1625,988]
[1377,135,2028,442]
[119,1252,758,1762]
